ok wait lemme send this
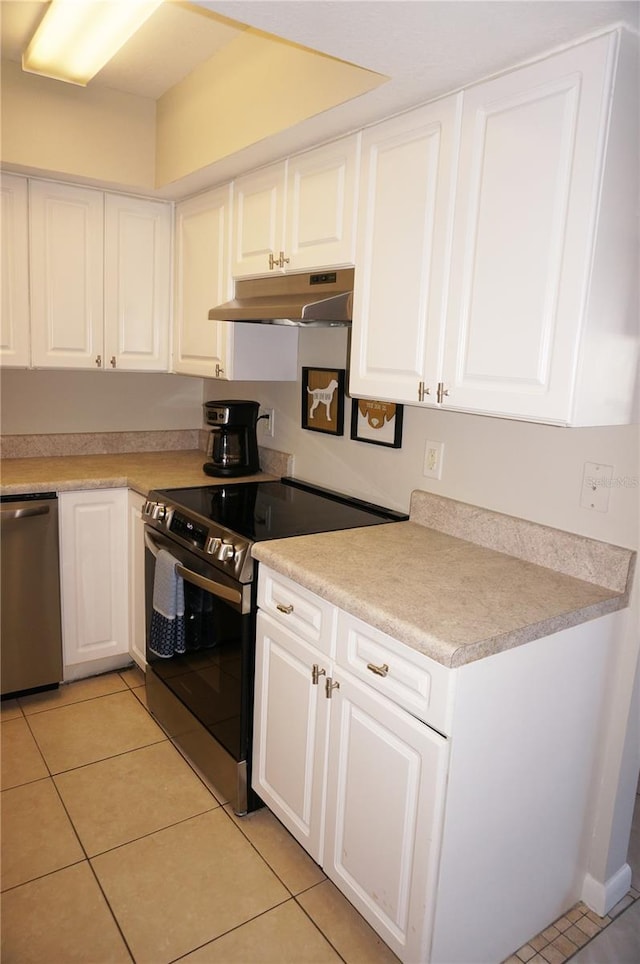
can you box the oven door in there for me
[144,526,259,814]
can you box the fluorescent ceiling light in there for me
[22,0,163,86]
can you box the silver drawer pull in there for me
[367,662,389,677]
[276,602,294,615]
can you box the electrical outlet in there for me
[260,408,275,438]
[423,440,444,480]
[580,462,613,512]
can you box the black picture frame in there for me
[350,398,404,448]
[301,367,345,435]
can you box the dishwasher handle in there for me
[144,530,242,607]
[1,504,50,521]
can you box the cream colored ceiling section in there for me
[93,2,249,98]
[155,28,385,187]
[0,1,248,98]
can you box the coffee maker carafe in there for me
[203,400,261,477]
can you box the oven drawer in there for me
[258,566,337,657]
[336,611,455,735]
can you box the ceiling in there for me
[0,2,250,99]
[1,0,638,195]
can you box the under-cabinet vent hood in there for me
[209,268,354,327]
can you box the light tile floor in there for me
[1,668,398,964]
[1,667,638,964]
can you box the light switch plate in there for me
[580,462,613,512]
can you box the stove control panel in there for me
[169,512,208,551]
[143,496,251,582]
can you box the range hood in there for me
[209,268,354,327]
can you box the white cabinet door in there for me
[442,32,624,423]
[232,163,286,278]
[59,488,129,671]
[349,95,461,404]
[104,193,171,372]
[0,174,30,367]
[232,135,359,279]
[252,611,329,863]
[29,180,104,369]
[173,185,232,378]
[128,490,147,670]
[285,134,359,272]
[324,666,449,963]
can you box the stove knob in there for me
[206,536,221,555]
[218,542,236,562]
[143,500,156,517]
[151,503,167,521]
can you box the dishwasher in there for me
[1,492,63,697]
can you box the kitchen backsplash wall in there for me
[203,328,639,552]
[2,332,637,552]
[0,369,204,435]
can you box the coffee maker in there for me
[203,400,262,477]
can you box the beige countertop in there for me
[3,449,633,670]
[253,491,635,669]
[0,450,275,496]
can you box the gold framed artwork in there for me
[301,368,345,436]
[350,399,404,448]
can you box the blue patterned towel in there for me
[148,549,186,658]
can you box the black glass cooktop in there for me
[156,477,408,542]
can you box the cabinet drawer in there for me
[336,611,455,734]
[258,566,336,657]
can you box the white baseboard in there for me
[582,863,632,916]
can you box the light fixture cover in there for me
[22,0,163,86]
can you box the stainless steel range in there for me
[143,477,408,814]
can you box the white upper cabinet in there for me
[173,184,298,381]
[104,193,171,371]
[284,134,360,272]
[173,184,232,378]
[0,174,30,368]
[232,134,360,278]
[349,96,461,404]
[442,30,638,425]
[30,179,104,369]
[349,28,638,425]
[232,162,286,278]
[28,178,172,371]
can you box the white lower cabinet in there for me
[127,490,147,670]
[254,565,622,963]
[253,610,330,862]
[59,488,129,677]
[253,566,450,961]
[323,666,448,961]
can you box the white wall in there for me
[203,327,639,549]
[0,369,204,435]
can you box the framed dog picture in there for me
[350,398,404,448]
[301,367,345,435]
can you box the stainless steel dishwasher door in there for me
[1,492,63,696]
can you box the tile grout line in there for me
[504,890,640,964]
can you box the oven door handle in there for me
[144,530,243,607]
